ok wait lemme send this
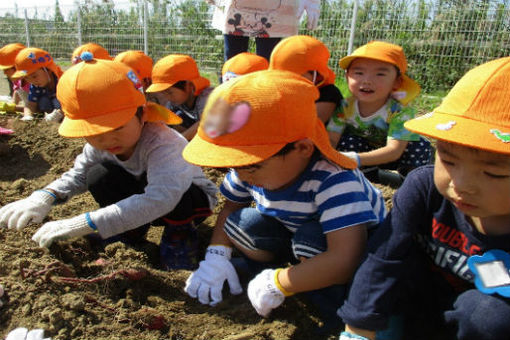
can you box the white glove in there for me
[5,328,51,340]
[341,151,361,167]
[338,331,370,340]
[299,0,320,30]
[44,109,63,122]
[0,190,56,230]
[247,268,292,317]
[184,245,242,306]
[32,214,95,248]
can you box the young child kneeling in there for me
[0,55,218,270]
[182,70,386,328]
[338,57,510,340]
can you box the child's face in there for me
[434,141,510,222]
[84,112,145,161]
[346,58,401,108]
[233,140,314,191]
[24,68,50,87]
[158,82,193,106]
[3,67,15,79]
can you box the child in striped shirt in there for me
[182,70,386,330]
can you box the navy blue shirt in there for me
[338,165,510,330]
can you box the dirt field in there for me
[0,71,396,339]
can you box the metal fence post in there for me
[24,9,30,47]
[76,1,82,46]
[143,0,148,55]
[347,0,359,55]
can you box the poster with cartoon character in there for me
[210,0,300,38]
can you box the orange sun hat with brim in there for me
[146,54,210,95]
[114,50,153,80]
[12,47,63,79]
[71,43,112,64]
[269,35,336,87]
[221,52,268,82]
[339,40,420,106]
[405,56,510,155]
[182,70,357,169]
[57,57,181,138]
[0,43,26,70]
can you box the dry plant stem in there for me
[55,268,148,284]
[20,260,75,281]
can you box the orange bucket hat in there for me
[221,52,268,82]
[146,54,210,95]
[57,56,181,138]
[71,43,112,64]
[405,56,510,155]
[0,43,26,70]
[183,70,357,169]
[269,35,336,87]
[12,47,63,79]
[114,50,153,80]
[339,40,420,105]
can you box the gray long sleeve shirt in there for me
[46,122,218,239]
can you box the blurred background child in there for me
[114,50,153,92]
[0,43,29,112]
[338,56,510,340]
[12,47,64,122]
[146,54,212,140]
[221,52,268,83]
[0,56,218,270]
[71,42,112,65]
[269,35,343,125]
[327,41,431,184]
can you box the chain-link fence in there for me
[1,0,509,91]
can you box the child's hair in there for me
[72,43,112,64]
[182,69,357,170]
[405,56,510,155]
[114,50,153,81]
[269,35,335,86]
[340,40,420,105]
[146,54,210,96]
[171,80,188,91]
[222,52,268,82]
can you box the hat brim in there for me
[11,69,31,79]
[0,64,14,70]
[145,82,173,93]
[405,111,510,155]
[58,106,137,138]
[396,75,420,106]
[311,120,357,169]
[145,101,182,125]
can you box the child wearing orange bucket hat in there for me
[221,52,268,83]
[338,57,510,340]
[0,54,218,270]
[146,54,213,140]
[71,42,112,64]
[269,35,343,124]
[182,70,385,330]
[12,47,64,121]
[0,43,29,112]
[327,41,431,184]
[114,50,153,92]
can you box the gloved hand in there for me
[0,190,56,230]
[44,109,63,123]
[341,151,361,167]
[247,268,293,317]
[5,327,51,340]
[32,214,95,248]
[339,331,370,340]
[299,0,321,30]
[184,245,242,306]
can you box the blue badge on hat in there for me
[468,249,510,297]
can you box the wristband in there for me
[36,189,57,203]
[274,268,295,297]
[85,212,98,232]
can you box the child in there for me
[71,42,112,64]
[0,56,218,270]
[221,52,268,83]
[327,41,431,182]
[0,43,29,111]
[114,50,153,92]
[338,57,510,340]
[145,54,213,141]
[12,47,64,122]
[182,70,386,327]
[269,35,343,124]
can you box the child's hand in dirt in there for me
[0,190,56,230]
[247,269,287,317]
[5,327,51,340]
[31,214,96,248]
[184,245,242,306]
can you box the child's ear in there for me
[294,138,315,158]
[393,75,403,91]
[140,106,149,122]
[186,81,196,95]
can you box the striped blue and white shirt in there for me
[220,155,386,234]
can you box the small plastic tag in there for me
[467,249,510,297]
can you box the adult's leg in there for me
[254,37,281,61]
[224,34,249,61]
